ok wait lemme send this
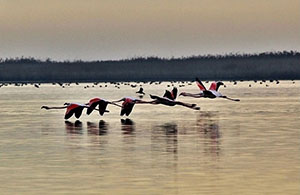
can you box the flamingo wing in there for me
[163,90,173,100]
[65,109,75,119]
[74,106,84,118]
[98,100,109,116]
[64,104,80,119]
[171,87,178,100]
[195,78,207,91]
[163,87,177,100]
[121,98,135,116]
[209,82,217,91]
[121,102,135,116]
[87,98,101,115]
[125,104,135,116]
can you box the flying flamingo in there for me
[112,97,152,116]
[86,98,121,116]
[179,78,240,101]
[41,103,90,119]
[149,87,200,110]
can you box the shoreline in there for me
[1,51,299,82]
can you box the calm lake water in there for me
[0,81,299,194]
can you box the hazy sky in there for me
[1,0,299,60]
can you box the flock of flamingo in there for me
[41,78,240,119]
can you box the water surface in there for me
[0,81,299,194]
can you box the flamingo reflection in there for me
[196,112,221,156]
[121,119,135,134]
[87,120,108,136]
[151,123,178,155]
[65,120,83,134]
[161,123,178,154]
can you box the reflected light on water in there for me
[0,81,299,194]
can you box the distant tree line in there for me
[0,51,299,82]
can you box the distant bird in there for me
[179,78,240,102]
[86,98,121,116]
[34,84,39,88]
[112,97,152,116]
[136,87,145,95]
[149,87,200,110]
[41,103,89,119]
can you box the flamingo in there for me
[179,78,240,101]
[41,103,90,119]
[149,87,200,110]
[86,98,121,116]
[112,97,152,116]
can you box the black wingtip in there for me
[86,108,92,115]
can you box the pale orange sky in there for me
[0,0,299,60]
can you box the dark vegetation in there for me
[0,51,299,82]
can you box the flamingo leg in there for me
[136,100,157,104]
[180,93,204,98]
[222,96,240,102]
[174,101,201,110]
[111,98,124,104]
[109,102,123,108]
